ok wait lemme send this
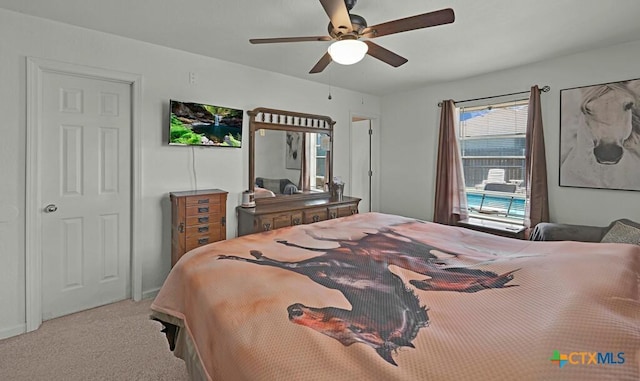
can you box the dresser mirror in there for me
[248,107,334,203]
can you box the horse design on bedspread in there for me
[218,223,517,366]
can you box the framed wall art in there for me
[285,131,302,170]
[559,78,640,191]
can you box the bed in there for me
[151,212,639,380]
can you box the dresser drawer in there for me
[303,208,328,224]
[329,205,358,219]
[257,212,303,232]
[185,223,221,237]
[290,212,303,226]
[186,224,223,251]
[186,235,208,252]
[185,203,222,217]
[258,214,288,232]
[186,213,223,226]
[185,194,222,207]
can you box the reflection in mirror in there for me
[247,107,335,203]
[311,132,330,191]
[254,129,330,196]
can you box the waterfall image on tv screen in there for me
[170,100,243,147]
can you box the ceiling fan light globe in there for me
[327,40,368,65]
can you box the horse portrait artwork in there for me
[285,131,302,169]
[218,223,518,366]
[560,79,640,191]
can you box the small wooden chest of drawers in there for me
[236,196,360,236]
[170,189,227,266]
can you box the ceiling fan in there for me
[249,0,455,74]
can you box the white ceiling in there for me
[2,0,640,96]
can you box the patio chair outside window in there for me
[475,182,518,216]
[475,168,506,189]
[485,168,505,184]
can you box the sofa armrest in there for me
[282,183,298,195]
[529,223,607,242]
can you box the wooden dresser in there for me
[236,196,360,236]
[170,189,228,266]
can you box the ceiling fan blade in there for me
[362,8,454,39]
[320,0,353,33]
[250,36,332,44]
[364,41,408,67]
[309,52,332,74]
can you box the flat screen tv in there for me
[169,100,243,147]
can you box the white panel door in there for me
[40,72,131,320]
[351,118,380,213]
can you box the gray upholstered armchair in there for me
[529,218,640,243]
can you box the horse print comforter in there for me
[151,212,640,381]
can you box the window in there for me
[458,100,528,223]
[309,133,329,191]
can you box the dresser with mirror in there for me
[236,107,360,236]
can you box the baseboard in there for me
[142,287,161,300]
[0,323,26,340]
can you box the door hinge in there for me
[221,216,226,226]
[368,170,373,177]
[368,128,373,136]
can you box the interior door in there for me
[351,117,380,212]
[40,71,131,320]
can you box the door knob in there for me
[44,204,58,213]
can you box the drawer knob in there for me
[263,223,271,231]
[198,238,209,245]
[330,212,337,219]
[197,199,209,204]
[312,215,320,223]
[293,218,301,225]
[198,207,209,213]
[198,217,209,223]
[198,226,209,233]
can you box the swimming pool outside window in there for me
[458,100,529,224]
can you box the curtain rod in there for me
[437,85,550,107]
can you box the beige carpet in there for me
[0,298,189,381]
